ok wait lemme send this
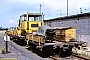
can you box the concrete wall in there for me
[44,16,90,44]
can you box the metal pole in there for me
[80,35,82,42]
[42,13,43,21]
[39,4,42,21]
[6,36,8,53]
[6,41,8,53]
[40,4,42,14]
[67,0,68,16]
[27,12,28,21]
[80,7,82,13]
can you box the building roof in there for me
[44,12,90,22]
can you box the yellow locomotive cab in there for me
[9,12,44,41]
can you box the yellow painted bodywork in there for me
[16,30,21,35]
[20,21,44,34]
[10,21,44,37]
[55,27,76,42]
[65,28,76,41]
[26,27,76,45]
[9,30,21,36]
[26,34,45,45]
[6,30,13,35]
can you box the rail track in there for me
[13,40,90,60]
[49,53,90,60]
[71,53,90,60]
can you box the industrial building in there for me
[44,12,90,46]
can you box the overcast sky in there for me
[0,0,90,28]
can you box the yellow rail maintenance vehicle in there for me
[8,12,44,45]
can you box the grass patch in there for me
[1,48,6,54]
